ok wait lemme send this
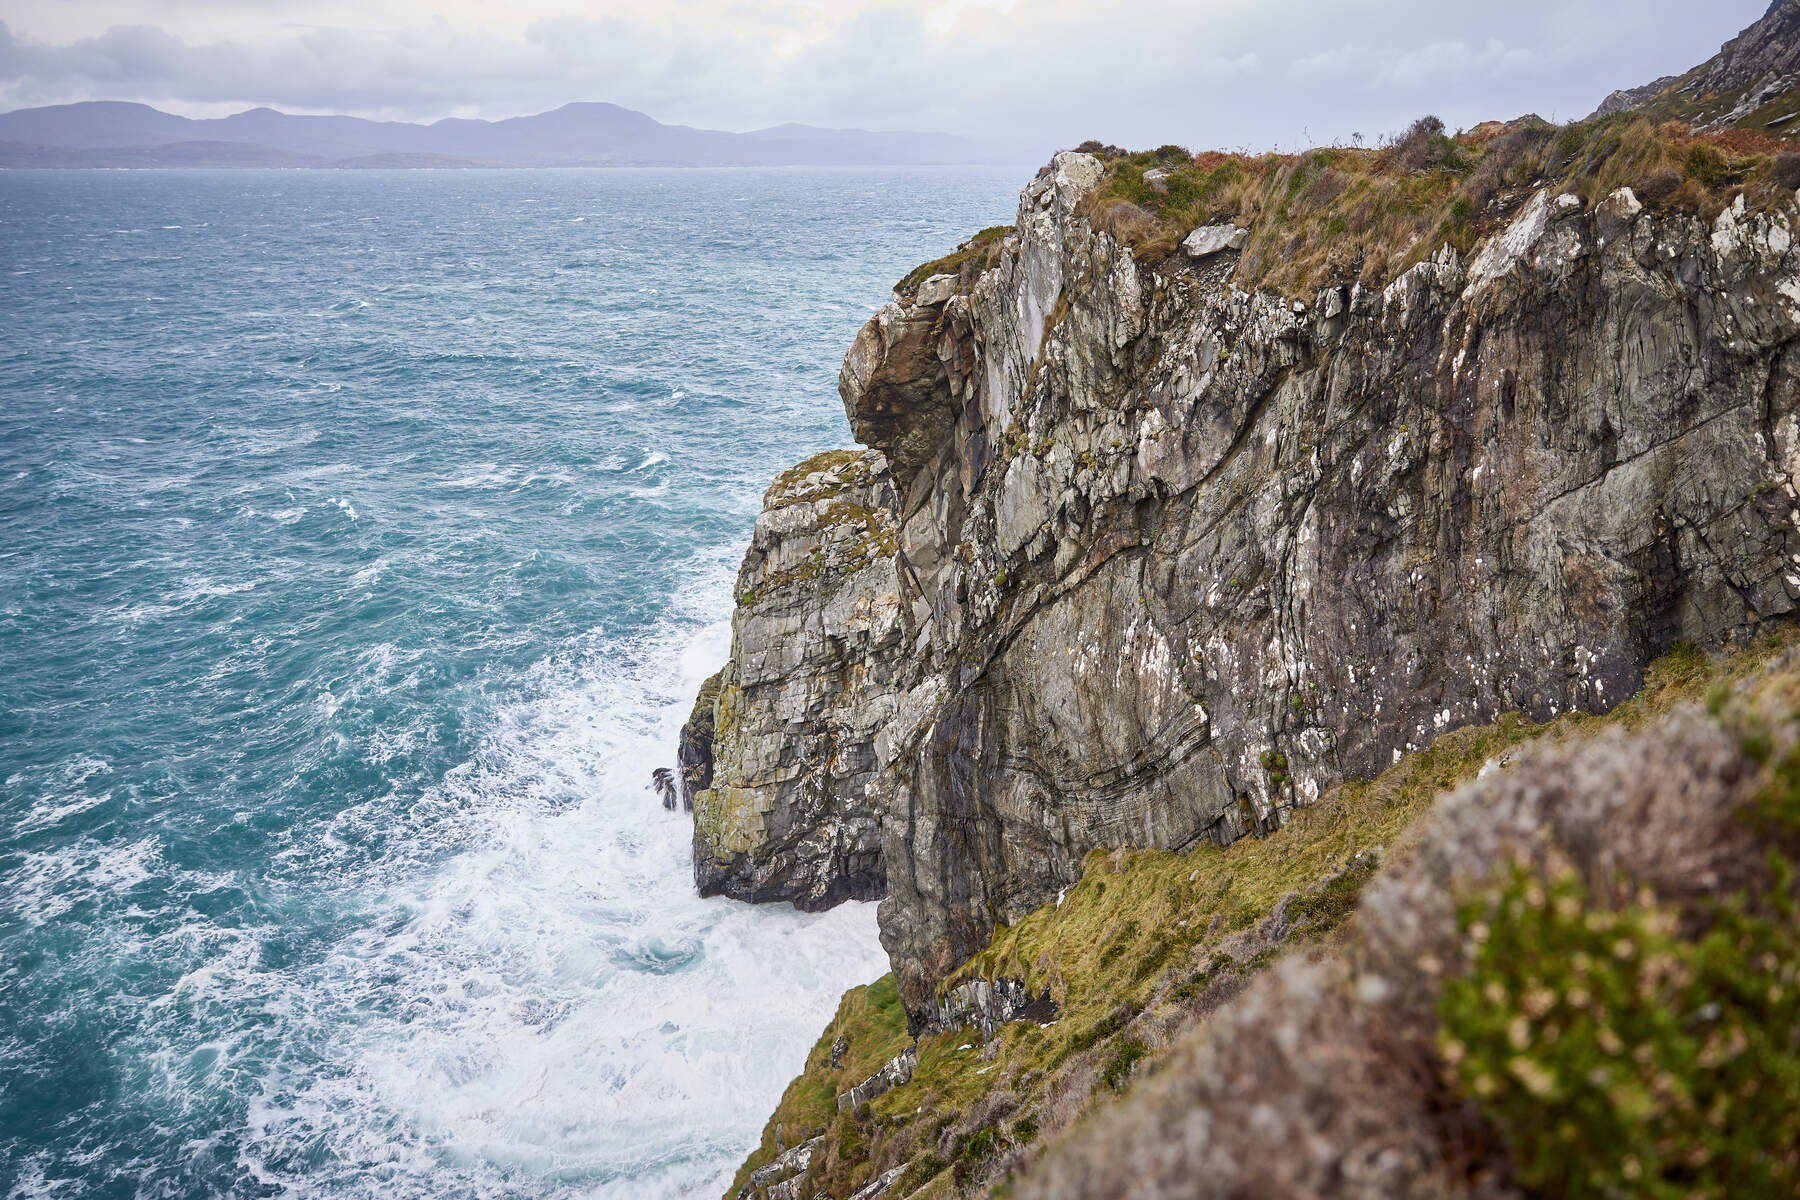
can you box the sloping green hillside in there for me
[730,627,1797,1199]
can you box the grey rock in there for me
[933,977,1057,1039]
[1587,74,1679,120]
[847,1166,907,1200]
[1181,222,1248,259]
[914,273,957,306]
[1142,167,1170,193]
[836,1046,916,1113]
[749,1133,822,1188]
[688,448,902,910]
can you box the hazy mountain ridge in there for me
[0,99,991,168]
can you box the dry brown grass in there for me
[1071,110,1799,298]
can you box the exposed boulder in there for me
[835,1045,916,1114]
[1181,222,1248,258]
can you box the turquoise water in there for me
[0,166,1020,1198]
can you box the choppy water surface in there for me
[0,166,1021,1198]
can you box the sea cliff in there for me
[681,4,1800,1195]
[689,145,1800,1019]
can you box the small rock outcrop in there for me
[1181,222,1248,258]
[835,1046,916,1114]
[739,1134,824,1200]
[686,448,903,910]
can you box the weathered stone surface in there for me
[913,273,957,307]
[1181,222,1248,258]
[741,1134,824,1200]
[833,150,1800,1023]
[846,1166,906,1200]
[933,977,1057,1040]
[835,1046,916,1113]
[687,448,903,910]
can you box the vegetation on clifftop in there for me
[890,106,1800,309]
[729,627,1800,1199]
[1073,111,1800,295]
[895,224,1013,298]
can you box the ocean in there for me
[0,165,1021,1198]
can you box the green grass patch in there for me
[896,225,1013,297]
[727,974,910,1197]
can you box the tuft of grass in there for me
[896,225,1013,298]
[1099,1039,1149,1092]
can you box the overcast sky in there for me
[0,1,1772,155]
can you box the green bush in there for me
[953,1126,1005,1182]
[1100,1039,1149,1091]
[1684,144,1730,187]
[1440,858,1800,1198]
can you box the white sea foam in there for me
[5,837,161,927]
[232,566,887,1198]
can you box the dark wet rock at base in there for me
[675,670,722,812]
[651,766,679,811]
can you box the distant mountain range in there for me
[0,101,992,168]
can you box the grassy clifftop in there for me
[1075,112,1800,296]
[729,627,1799,1199]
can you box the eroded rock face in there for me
[840,152,1800,1021]
[689,448,903,910]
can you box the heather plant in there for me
[1441,858,1800,1198]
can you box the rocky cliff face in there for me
[1591,0,1800,132]
[845,155,1800,1022]
[688,155,1800,1025]
[687,449,902,910]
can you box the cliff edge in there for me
[854,154,1797,1022]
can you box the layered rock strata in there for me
[690,151,1800,1024]
[686,448,903,909]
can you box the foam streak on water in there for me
[0,166,1021,1199]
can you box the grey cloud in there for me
[0,1,1775,153]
